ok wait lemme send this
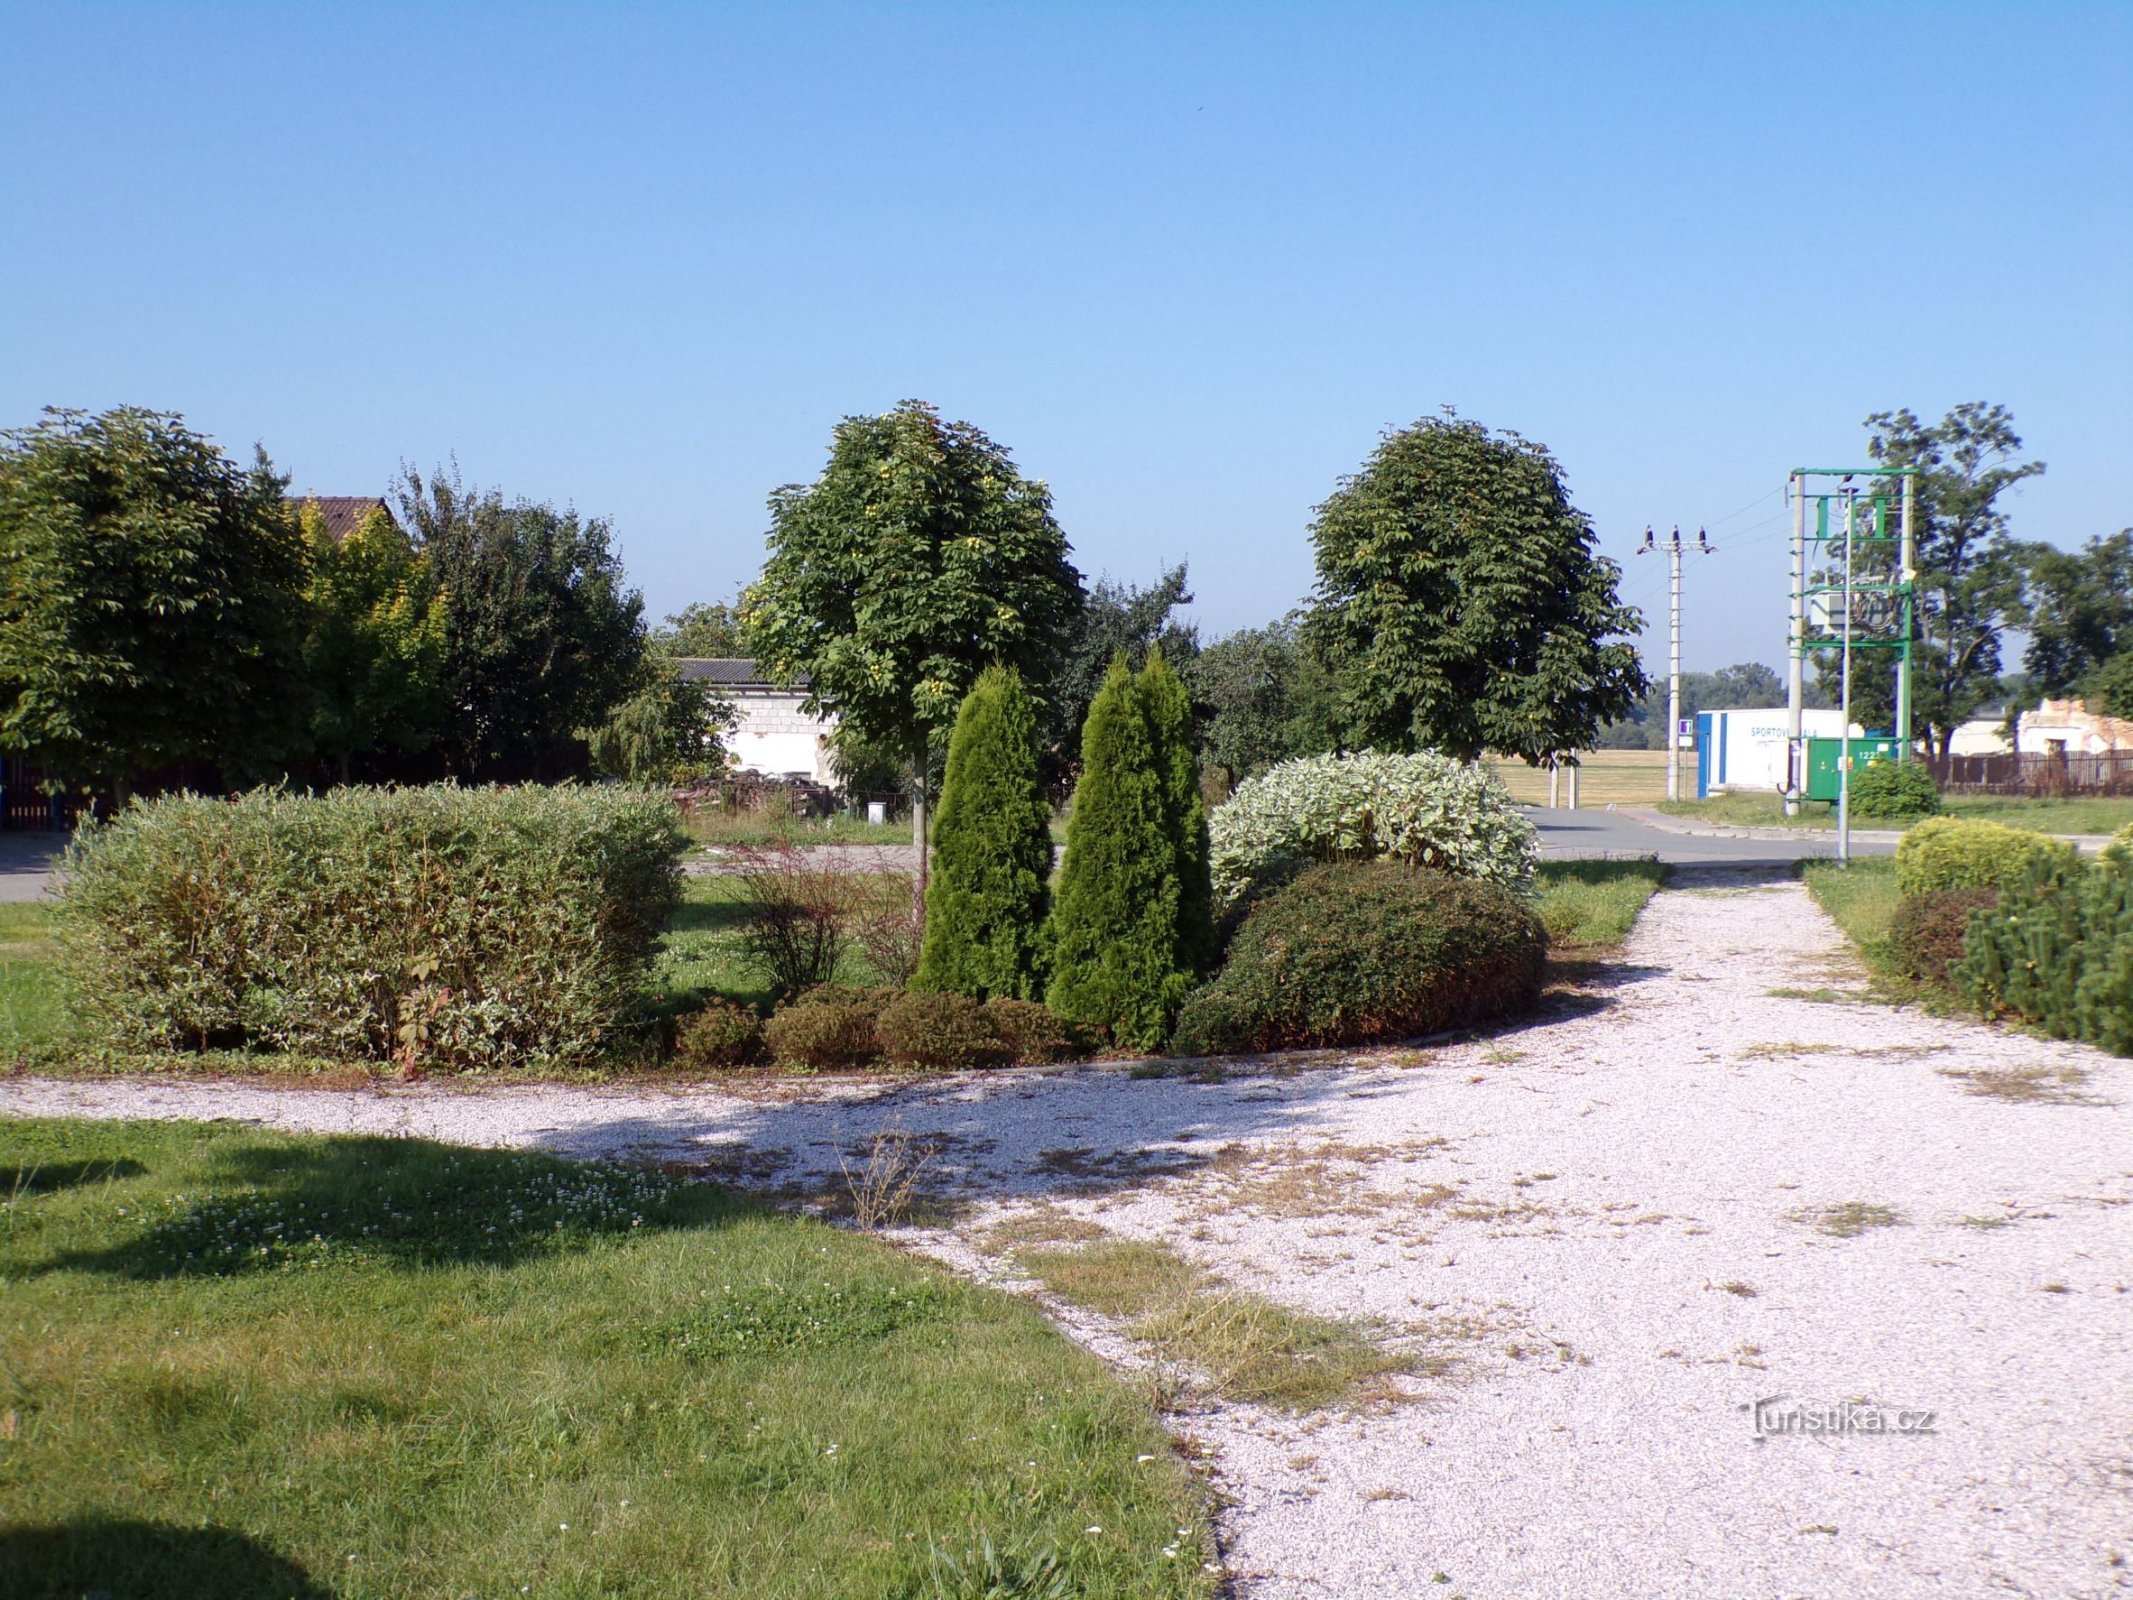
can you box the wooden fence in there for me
[1937,750,2133,798]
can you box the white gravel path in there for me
[6,867,2130,1598]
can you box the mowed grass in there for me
[1534,858,1669,951]
[1483,748,1669,808]
[0,901,62,1056]
[650,874,896,1017]
[0,1118,1214,1600]
[1798,855,1925,1000]
[1662,790,2133,835]
[682,811,911,849]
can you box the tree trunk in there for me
[910,736,930,904]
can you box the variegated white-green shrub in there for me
[55,784,686,1070]
[1208,750,1536,915]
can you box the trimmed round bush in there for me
[673,998,763,1069]
[1894,816,2078,897]
[1848,758,1941,820]
[1208,750,1535,917]
[981,997,1086,1065]
[1171,860,1548,1056]
[1889,888,1997,985]
[876,991,1014,1070]
[762,985,898,1071]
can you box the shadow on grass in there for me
[25,1133,747,1281]
[3,1156,146,1194]
[2,1519,332,1600]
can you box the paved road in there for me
[1527,805,1887,867]
[0,835,61,903]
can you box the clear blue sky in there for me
[4,2,2127,672]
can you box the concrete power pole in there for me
[1638,527,1714,803]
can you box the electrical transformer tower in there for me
[1784,467,1919,859]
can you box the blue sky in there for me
[4,2,2127,672]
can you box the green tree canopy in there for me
[1827,403,2044,752]
[1190,616,1340,789]
[0,406,308,793]
[741,400,1085,853]
[653,600,746,659]
[1304,414,1645,763]
[395,464,647,781]
[296,499,448,782]
[915,666,1054,999]
[2017,530,2133,699]
[1043,563,1197,787]
[583,644,734,785]
[1139,648,1215,979]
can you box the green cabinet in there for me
[1803,737,1908,802]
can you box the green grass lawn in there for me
[0,1117,1213,1600]
[650,875,894,1017]
[683,812,911,849]
[1660,791,2133,835]
[1535,858,1669,951]
[0,902,61,1056]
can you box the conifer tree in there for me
[1046,657,1186,1048]
[916,666,1054,999]
[1139,647,1215,978]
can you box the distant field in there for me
[1485,749,1672,808]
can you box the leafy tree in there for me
[0,407,308,795]
[1139,648,1215,978]
[395,464,647,781]
[1304,413,1645,762]
[1824,403,2044,755]
[296,499,448,782]
[654,600,747,659]
[1044,563,1197,786]
[2017,530,2133,698]
[741,400,1084,862]
[1046,657,1188,1049]
[915,666,1054,999]
[1191,616,1341,789]
[583,644,733,784]
[2086,652,2133,720]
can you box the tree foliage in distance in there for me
[1044,563,1197,787]
[1304,413,1645,762]
[916,666,1055,999]
[1595,660,1810,750]
[2085,651,2133,720]
[583,645,734,784]
[654,600,747,659]
[1046,658,1190,1049]
[741,400,1085,848]
[1190,616,1341,789]
[1139,648,1215,978]
[1824,403,2044,753]
[2016,529,2133,699]
[395,464,647,781]
[0,407,309,791]
[296,500,448,781]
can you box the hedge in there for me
[1893,815,2077,897]
[55,784,684,1071]
[1848,758,1941,820]
[1957,854,2133,1054]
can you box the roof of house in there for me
[288,495,395,542]
[676,657,810,690]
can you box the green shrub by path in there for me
[983,996,1086,1064]
[876,990,1014,1070]
[1171,860,1548,1056]
[1047,658,1192,1050]
[916,665,1055,1000]
[54,785,684,1072]
[0,1117,1214,1599]
[763,985,899,1070]
[673,997,763,1069]
[1894,815,2079,897]
[1958,854,2133,1054]
[1848,758,1942,820]
[1889,887,1999,986]
[1140,649,1217,978]
[1208,750,1536,918]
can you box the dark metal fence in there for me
[1937,750,2133,797]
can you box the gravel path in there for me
[6,867,2129,1598]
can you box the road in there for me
[1526,805,1886,867]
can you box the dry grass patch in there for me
[1940,1064,2101,1105]
[1793,1200,1904,1238]
[1018,1239,1432,1411]
[978,1205,1111,1253]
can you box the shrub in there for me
[917,666,1054,999]
[846,867,927,986]
[762,986,898,1070]
[981,997,1086,1065]
[1047,657,1192,1050]
[2102,821,2133,868]
[1170,860,1548,1056]
[1894,816,2078,897]
[1888,888,1997,986]
[1208,750,1536,917]
[1141,649,1216,978]
[729,839,856,999]
[1958,854,2133,1054]
[54,784,684,1071]
[1848,758,1941,820]
[673,998,763,1068]
[875,990,1014,1070]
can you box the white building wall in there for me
[720,689,838,784]
[1705,707,1854,791]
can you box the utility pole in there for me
[1638,526,1715,804]
[1837,489,1858,866]
[1786,474,1807,814]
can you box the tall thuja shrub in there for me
[916,666,1054,998]
[1139,648,1215,978]
[1047,658,1186,1048]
